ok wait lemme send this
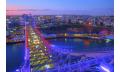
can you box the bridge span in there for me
[17,25,113,72]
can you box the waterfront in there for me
[6,37,114,72]
[6,43,25,72]
[6,0,114,71]
[6,14,114,72]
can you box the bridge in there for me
[15,24,113,72]
[26,25,54,72]
[15,14,113,72]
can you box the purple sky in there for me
[7,0,114,15]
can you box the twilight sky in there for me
[6,0,114,15]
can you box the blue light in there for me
[45,64,50,69]
[16,69,19,72]
[100,65,110,72]
[35,45,39,48]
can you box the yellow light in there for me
[64,33,68,36]
[40,50,43,52]
[73,34,81,37]
[41,53,44,55]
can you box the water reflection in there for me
[6,43,25,72]
[48,38,113,52]
[83,39,91,47]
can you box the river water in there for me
[6,38,113,72]
[48,38,114,52]
[6,43,25,72]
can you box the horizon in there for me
[7,0,114,15]
[6,9,114,16]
